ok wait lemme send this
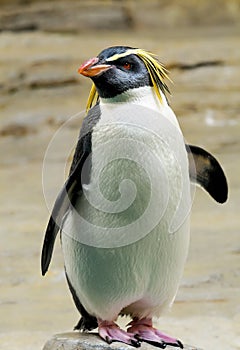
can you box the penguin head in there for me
[78,46,170,110]
[79,46,151,99]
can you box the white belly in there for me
[62,101,191,321]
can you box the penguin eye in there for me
[123,62,131,70]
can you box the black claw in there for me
[105,336,112,344]
[139,339,167,348]
[177,340,184,349]
[131,338,141,348]
[105,337,141,348]
[165,340,184,349]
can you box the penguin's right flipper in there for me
[186,144,228,203]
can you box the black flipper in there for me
[41,104,101,276]
[186,144,228,203]
[65,272,98,331]
[41,151,88,275]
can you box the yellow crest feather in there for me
[85,48,171,112]
[86,83,98,112]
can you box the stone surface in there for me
[42,333,202,350]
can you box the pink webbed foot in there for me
[98,319,141,348]
[127,318,183,349]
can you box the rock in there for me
[42,332,202,350]
[0,2,134,33]
[0,122,37,137]
[0,0,239,33]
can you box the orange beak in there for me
[78,57,112,77]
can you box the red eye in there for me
[123,62,131,70]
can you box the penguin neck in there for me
[100,86,168,113]
[99,86,180,130]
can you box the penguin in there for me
[41,46,228,349]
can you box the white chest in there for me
[68,93,191,248]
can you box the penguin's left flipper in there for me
[41,104,101,276]
[186,144,228,203]
[41,150,88,276]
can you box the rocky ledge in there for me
[43,332,202,350]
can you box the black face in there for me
[91,46,152,99]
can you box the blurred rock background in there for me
[0,0,240,32]
[0,1,239,350]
